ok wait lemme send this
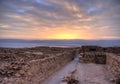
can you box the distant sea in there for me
[0,39,120,48]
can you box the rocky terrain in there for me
[0,46,120,84]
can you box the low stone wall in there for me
[80,52,95,63]
[105,47,120,55]
[80,52,106,64]
[80,46,104,53]
[1,51,75,84]
[106,53,120,83]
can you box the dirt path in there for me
[42,56,112,84]
[42,56,79,84]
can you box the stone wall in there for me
[105,47,120,55]
[80,46,104,53]
[0,47,76,84]
[80,52,106,64]
[80,52,95,63]
[106,53,120,83]
[20,51,74,84]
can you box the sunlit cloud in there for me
[0,0,120,40]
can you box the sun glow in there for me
[55,33,77,39]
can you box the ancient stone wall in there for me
[106,53,120,83]
[80,52,95,63]
[80,52,106,64]
[105,47,120,55]
[80,46,104,53]
[0,49,75,84]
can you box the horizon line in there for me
[0,38,120,41]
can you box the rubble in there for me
[61,69,79,84]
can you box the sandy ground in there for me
[75,63,112,84]
[42,56,112,84]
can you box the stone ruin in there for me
[79,46,120,83]
[0,47,76,84]
[0,46,120,84]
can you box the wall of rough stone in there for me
[106,53,120,83]
[80,52,106,64]
[105,47,120,55]
[1,50,75,84]
[79,46,106,64]
[80,52,95,63]
[80,46,104,53]
[79,46,120,55]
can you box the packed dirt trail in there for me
[42,55,112,84]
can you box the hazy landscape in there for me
[0,39,120,48]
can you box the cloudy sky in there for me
[0,0,120,40]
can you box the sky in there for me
[0,0,120,40]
